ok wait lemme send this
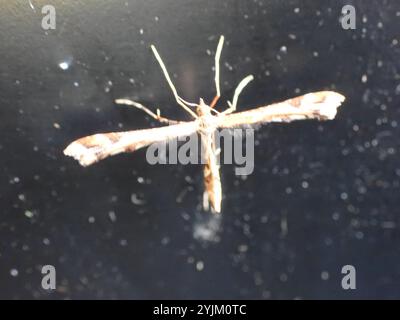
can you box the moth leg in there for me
[222,75,254,115]
[150,45,198,119]
[210,35,225,109]
[115,99,181,125]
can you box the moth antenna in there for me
[223,75,254,115]
[214,35,224,98]
[150,45,198,118]
[231,75,254,110]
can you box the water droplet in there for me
[196,261,204,271]
[24,210,34,219]
[108,211,117,222]
[59,62,69,70]
[137,177,144,184]
[10,269,18,277]
[321,271,329,280]
[361,74,368,83]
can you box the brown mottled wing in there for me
[218,91,345,128]
[64,121,198,167]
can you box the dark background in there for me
[1,0,399,299]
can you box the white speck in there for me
[332,212,340,221]
[187,256,195,264]
[43,238,50,245]
[340,192,348,200]
[281,217,288,237]
[313,51,319,57]
[120,239,128,246]
[154,16,159,21]
[139,28,144,35]
[10,269,18,277]
[161,237,170,245]
[53,123,61,129]
[238,244,248,253]
[88,216,95,223]
[108,211,117,222]
[382,221,396,229]
[59,62,69,70]
[73,81,79,87]
[301,181,309,189]
[24,210,34,218]
[288,34,297,40]
[137,177,145,184]
[392,39,399,46]
[294,7,300,13]
[129,78,135,84]
[361,74,368,83]
[355,231,364,239]
[13,177,20,183]
[18,194,26,201]
[280,46,287,53]
[131,193,145,205]
[104,80,113,93]
[321,271,329,280]
[196,261,204,271]
[224,62,233,71]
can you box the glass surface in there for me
[1,0,399,299]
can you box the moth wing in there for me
[218,91,345,128]
[64,121,198,166]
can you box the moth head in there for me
[196,98,213,117]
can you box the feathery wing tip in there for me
[63,142,96,167]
